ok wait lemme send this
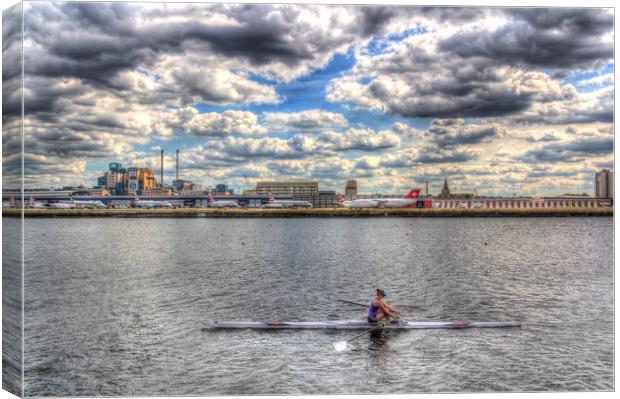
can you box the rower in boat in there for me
[368,288,400,323]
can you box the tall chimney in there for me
[176,149,179,181]
[160,149,164,188]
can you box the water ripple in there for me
[16,217,614,395]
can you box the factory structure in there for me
[96,150,201,196]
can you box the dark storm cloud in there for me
[2,125,22,187]
[2,3,22,82]
[2,154,23,187]
[175,22,311,67]
[520,136,613,163]
[509,8,613,36]
[423,119,501,152]
[2,3,23,124]
[428,124,500,149]
[376,68,537,118]
[380,147,477,168]
[24,2,154,86]
[2,74,21,125]
[359,6,395,36]
[21,1,414,142]
[418,7,482,23]
[415,151,477,164]
[329,7,612,120]
[22,153,76,178]
[23,2,392,87]
[22,76,92,120]
[24,129,114,159]
[439,8,613,70]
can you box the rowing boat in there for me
[206,319,521,330]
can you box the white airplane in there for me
[263,193,313,208]
[28,196,47,209]
[3,195,15,208]
[72,199,107,209]
[337,188,421,208]
[131,196,174,208]
[207,193,240,208]
[47,201,77,209]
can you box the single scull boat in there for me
[207,319,521,330]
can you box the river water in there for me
[9,217,614,395]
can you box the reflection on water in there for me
[21,217,613,395]
[369,330,389,349]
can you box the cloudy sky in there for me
[2,1,614,196]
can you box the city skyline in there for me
[2,2,614,196]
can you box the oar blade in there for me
[333,341,348,352]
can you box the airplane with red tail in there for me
[337,188,421,208]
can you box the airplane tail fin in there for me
[404,188,421,199]
[337,194,346,204]
[207,193,215,203]
[267,193,274,202]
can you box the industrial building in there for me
[97,162,127,195]
[214,184,233,195]
[345,180,357,199]
[245,181,337,207]
[96,163,156,195]
[127,167,156,194]
[253,181,319,196]
[595,169,614,199]
[173,180,201,192]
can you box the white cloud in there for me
[263,109,348,131]
[165,108,267,136]
[576,74,614,88]
[318,128,400,151]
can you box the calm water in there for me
[12,217,614,395]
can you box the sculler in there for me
[367,288,400,323]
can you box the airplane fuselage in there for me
[380,198,417,208]
[47,202,76,209]
[73,200,107,209]
[209,201,239,208]
[133,200,174,208]
[264,200,312,208]
[341,199,381,208]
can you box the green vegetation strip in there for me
[3,207,613,218]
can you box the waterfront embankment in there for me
[3,207,613,218]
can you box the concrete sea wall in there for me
[3,207,613,218]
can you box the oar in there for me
[332,320,392,352]
[337,299,425,311]
[336,299,368,308]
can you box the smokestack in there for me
[160,149,164,188]
[176,149,179,181]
